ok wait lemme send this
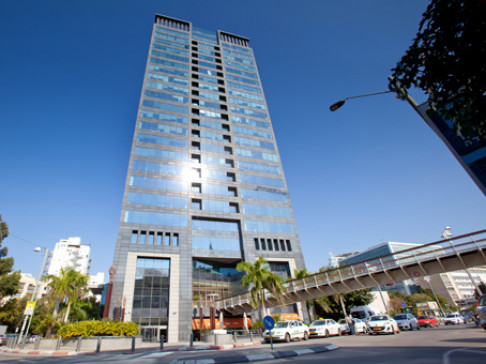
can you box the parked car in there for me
[0,335,5,346]
[338,318,368,335]
[367,315,400,335]
[350,305,377,321]
[263,320,309,343]
[477,294,486,330]
[417,315,439,328]
[393,313,420,331]
[444,313,465,325]
[308,319,341,338]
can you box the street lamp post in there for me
[441,226,483,297]
[424,276,446,318]
[17,247,49,347]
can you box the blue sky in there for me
[1,0,484,279]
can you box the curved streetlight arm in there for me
[329,90,394,111]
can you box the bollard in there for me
[189,333,193,348]
[159,335,164,351]
[96,337,102,353]
[131,336,136,352]
[55,336,62,351]
[233,332,237,343]
[250,331,253,342]
[76,336,82,352]
[34,336,41,350]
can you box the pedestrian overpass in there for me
[216,229,486,315]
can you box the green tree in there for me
[0,214,20,299]
[44,268,89,323]
[390,0,486,138]
[0,297,29,332]
[237,257,286,320]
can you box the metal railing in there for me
[216,229,486,312]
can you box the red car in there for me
[417,315,438,328]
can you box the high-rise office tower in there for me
[109,14,306,342]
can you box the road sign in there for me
[263,315,275,331]
[24,301,36,316]
[401,301,407,308]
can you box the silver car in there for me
[393,313,420,331]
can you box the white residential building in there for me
[45,237,91,276]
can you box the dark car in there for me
[417,315,438,328]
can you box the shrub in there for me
[57,320,139,338]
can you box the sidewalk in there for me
[0,340,265,357]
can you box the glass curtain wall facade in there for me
[110,14,306,343]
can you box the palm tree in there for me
[62,270,89,322]
[44,268,89,323]
[236,257,286,320]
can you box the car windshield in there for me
[370,316,388,321]
[446,314,456,318]
[351,311,366,319]
[417,316,428,320]
[310,320,326,326]
[393,314,407,320]
[275,322,289,328]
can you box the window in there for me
[165,233,171,246]
[192,154,201,163]
[267,239,273,251]
[132,231,138,244]
[229,203,239,213]
[224,146,232,155]
[140,231,146,244]
[192,118,200,126]
[274,239,279,251]
[226,172,235,182]
[192,130,200,138]
[157,232,163,245]
[192,183,202,193]
[173,233,179,246]
[223,135,231,142]
[228,187,237,197]
[192,141,201,150]
[222,124,230,131]
[254,238,260,250]
[225,159,234,167]
[192,199,202,210]
[286,240,292,251]
[261,238,266,250]
[148,232,155,245]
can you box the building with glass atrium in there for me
[109,14,306,343]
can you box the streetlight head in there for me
[34,247,41,252]
[329,100,345,112]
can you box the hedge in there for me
[57,320,139,338]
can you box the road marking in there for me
[443,347,486,364]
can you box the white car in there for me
[367,315,400,335]
[308,319,341,337]
[444,313,465,325]
[393,313,420,331]
[338,318,368,334]
[263,320,309,343]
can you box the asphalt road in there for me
[0,324,484,364]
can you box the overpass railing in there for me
[215,229,486,311]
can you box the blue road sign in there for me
[263,315,275,331]
[401,301,407,308]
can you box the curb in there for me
[0,341,264,356]
[0,348,78,356]
[171,344,339,363]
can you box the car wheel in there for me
[303,332,309,341]
[285,333,290,343]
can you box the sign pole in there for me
[263,315,275,351]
